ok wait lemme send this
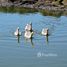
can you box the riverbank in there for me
[0,2,67,12]
[0,1,67,17]
[0,6,67,17]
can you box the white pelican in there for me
[14,27,21,36]
[25,23,32,31]
[41,28,49,36]
[24,30,33,39]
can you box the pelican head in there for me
[30,22,32,25]
[25,23,32,31]
[14,27,21,36]
[17,27,19,30]
[41,28,49,36]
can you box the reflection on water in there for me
[39,9,67,17]
[24,35,49,47]
[0,7,67,17]
[0,7,38,14]
[45,35,49,44]
[16,35,21,43]
[24,37,34,48]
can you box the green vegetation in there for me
[39,9,65,17]
[0,7,38,13]
[0,7,67,17]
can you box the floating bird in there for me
[25,22,32,32]
[14,27,21,36]
[41,28,49,36]
[24,30,33,39]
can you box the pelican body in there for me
[14,27,21,36]
[41,28,49,36]
[24,30,33,39]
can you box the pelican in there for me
[25,22,32,31]
[41,28,49,36]
[14,27,21,36]
[24,30,33,39]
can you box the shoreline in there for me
[0,2,67,17]
[0,2,67,12]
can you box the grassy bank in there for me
[0,7,38,13]
[0,6,67,17]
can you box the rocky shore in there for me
[0,1,67,11]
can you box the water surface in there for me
[0,12,67,67]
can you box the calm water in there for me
[0,12,67,67]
